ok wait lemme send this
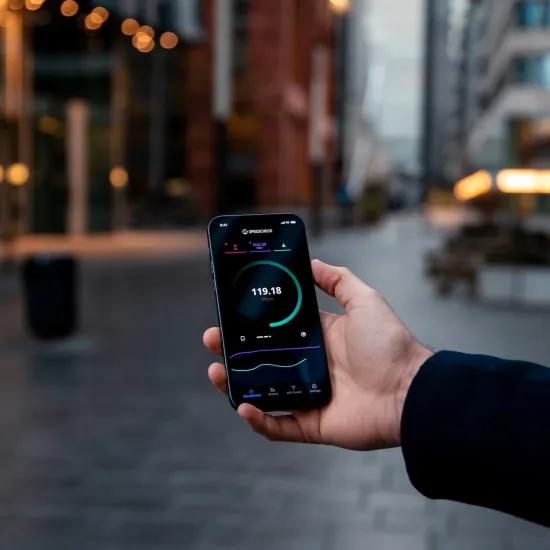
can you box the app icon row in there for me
[242,382,321,399]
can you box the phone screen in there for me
[208,214,331,411]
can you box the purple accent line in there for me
[229,345,321,360]
[224,251,248,255]
[250,249,272,253]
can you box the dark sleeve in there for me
[401,350,550,526]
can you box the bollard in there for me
[22,255,78,340]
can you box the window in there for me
[512,54,550,87]
[515,1,550,28]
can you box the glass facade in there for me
[515,1,550,28]
[512,55,550,87]
[0,0,206,236]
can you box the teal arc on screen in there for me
[233,260,303,328]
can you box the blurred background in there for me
[0,0,549,548]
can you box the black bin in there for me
[22,255,78,339]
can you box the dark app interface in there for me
[210,215,329,408]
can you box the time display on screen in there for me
[251,286,283,296]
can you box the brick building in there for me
[190,0,338,218]
[0,0,339,234]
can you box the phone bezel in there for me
[207,213,331,412]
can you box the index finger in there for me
[311,259,372,310]
[203,326,222,355]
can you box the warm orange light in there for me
[109,166,128,189]
[328,0,350,14]
[88,11,103,25]
[138,25,155,37]
[6,163,30,186]
[138,38,155,53]
[38,115,61,136]
[8,0,24,9]
[497,169,550,194]
[84,12,101,30]
[25,0,44,11]
[92,6,108,22]
[121,17,139,35]
[0,166,4,184]
[0,1,8,25]
[60,0,78,17]
[160,31,179,49]
[132,30,154,52]
[454,171,493,201]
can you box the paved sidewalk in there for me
[0,214,548,549]
[0,230,206,261]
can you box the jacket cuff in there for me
[401,350,503,501]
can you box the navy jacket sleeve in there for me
[401,350,550,526]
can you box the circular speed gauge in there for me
[232,260,302,328]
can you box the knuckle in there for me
[364,285,380,299]
[367,287,379,297]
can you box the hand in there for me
[203,260,432,450]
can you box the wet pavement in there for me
[0,214,548,549]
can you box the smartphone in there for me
[207,213,331,412]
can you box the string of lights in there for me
[7,0,180,53]
[0,0,183,192]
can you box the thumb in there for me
[311,259,372,309]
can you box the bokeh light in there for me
[7,163,30,186]
[38,115,62,136]
[109,166,129,189]
[160,31,179,50]
[25,0,44,11]
[60,0,79,17]
[121,17,139,35]
[84,12,101,30]
[132,30,154,52]
[92,6,108,23]
[328,0,350,14]
[138,25,155,38]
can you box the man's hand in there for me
[203,260,432,450]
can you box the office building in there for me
[463,0,550,171]
[421,0,453,188]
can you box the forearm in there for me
[401,351,550,526]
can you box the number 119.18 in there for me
[251,287,282,296]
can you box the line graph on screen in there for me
[231,358,307,373]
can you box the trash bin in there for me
[22,255,78,339]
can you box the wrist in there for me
[392,342,433,446]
